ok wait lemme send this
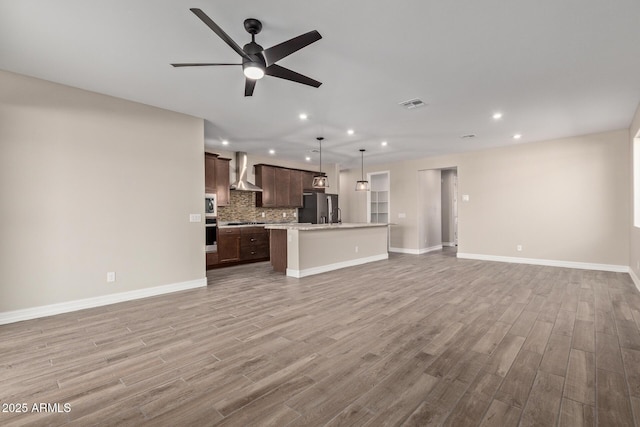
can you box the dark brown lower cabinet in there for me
[206,252,219,269]
[208,226,269,269]
[240,227,270,260]
[218,228,241,263]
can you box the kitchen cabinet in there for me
[206,252,219,269]
[217,227,241,263]
[205,153,217,194]
[240,227,270,260]
[256,165,276,207]
[215,157,230,206]
[255,164,318,208]
[204,153,231,206]
[208,226,269,269]
[289,170,303,206]
[274,167,290,207]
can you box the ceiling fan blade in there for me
[171,63,241,67]
[265,64,322,88]
[189,8,251,61]
[262,30,322,65]
[245,78,257,97]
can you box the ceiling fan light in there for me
[243,63,265,79]
[355,180,369,191]
[313,175,329,189]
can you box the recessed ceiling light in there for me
[269,149,275,154]
[381,141,388,146]
[492,112,503,120]
[299,113,308,120]
[347,129,354,135]
[305,156,311,161]
[222,140,229,146]
[513,134,522,140]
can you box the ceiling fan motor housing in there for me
[242,41,266,76]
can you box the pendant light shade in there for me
[313,136,329,189]
[355,149,369,191]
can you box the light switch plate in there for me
[189,214,201,223]
[398,213,406,218]
[462,195,470,202]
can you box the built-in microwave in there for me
[205,193,217,218]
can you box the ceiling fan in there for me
[171,8,322,97]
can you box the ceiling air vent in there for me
[398,98,427,110]
[460,134,476,139]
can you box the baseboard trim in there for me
[287,253,389,278]
[390,245,446,254]
[419,245,443,254]
[630,268,640,293]
[0,278,207,325]
[442,242,457,247]
[389,247,421,255]
[456,253,629,273]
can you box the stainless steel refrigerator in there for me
[298,192,339,224]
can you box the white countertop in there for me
[264,222,388,231]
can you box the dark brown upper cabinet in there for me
[204,153,231,206]
[254,164,319,208]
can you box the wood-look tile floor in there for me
[2,249,640,426]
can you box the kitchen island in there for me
[265,223,389,278]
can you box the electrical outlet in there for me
[516,245,523,252]
[293,212,297,218]
[107,272,116,282]
[261,212,265,218]
[355,246,359,253]
[462,194,470,202]
[283,212,287,217]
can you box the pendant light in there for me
[355,149,369,191]
[313,137,329,188]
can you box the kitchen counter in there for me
[267,222,389,278]
[264,222,388,231]
[218,221,296,229]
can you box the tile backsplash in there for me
[217,191,298,223]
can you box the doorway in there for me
[417,167,458,254]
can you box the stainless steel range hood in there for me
[230,152,262,192]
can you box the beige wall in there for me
[340,129,630,267]
[630,103,640,281]
[0,71,205,311]
[287,226,388,273]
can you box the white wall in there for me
[340,129,630,269]
[0,70,205,313]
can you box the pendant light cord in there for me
[317,137,324,174]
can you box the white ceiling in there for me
[2,0,639,168]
